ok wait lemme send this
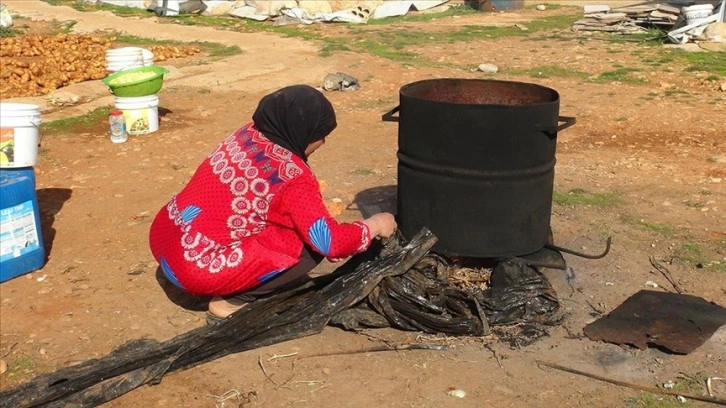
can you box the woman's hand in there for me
[364,212,397,239]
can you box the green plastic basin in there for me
[102,65,169,97]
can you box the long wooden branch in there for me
[1,229,437,408]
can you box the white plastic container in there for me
[105,47,144,73]
[682,4,714,26]
[141,48,155,66]
[114,94,159,135]
[0,103,42,168]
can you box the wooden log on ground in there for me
[0,229,437,408]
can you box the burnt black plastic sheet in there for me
[583,290,726,354]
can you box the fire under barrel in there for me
[384,78,575,258]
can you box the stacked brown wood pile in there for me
[573,3,685,34]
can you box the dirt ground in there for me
[1,2,725,407]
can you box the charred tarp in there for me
[0,229,562,407]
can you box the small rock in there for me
[720,82,726,92]
[46,91,80,107]
[38,348,47,355]
[448,389,466,398]
[36,275,48,282]
[536,4,546,10]
[478,63,499,74]
[322,367,331,375]
[645,280,659,288]
[0,359,6,375]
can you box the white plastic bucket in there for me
[106,47,144,73]
[114,94,159,135]
[682,4,714,26]
[0,103,42,168]
[141,49,155,66]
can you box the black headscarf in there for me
[252,85,337,162]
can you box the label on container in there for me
[0,127,15,166]
[0,200,41,262]
[124,109,151,135]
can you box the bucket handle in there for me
[382,106,399,122]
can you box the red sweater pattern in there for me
[149,124,371,296]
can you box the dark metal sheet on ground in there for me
[583,290,726,354]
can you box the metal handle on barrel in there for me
[382,106,400,122]
[540,116,576,138]
[556,116,576,132]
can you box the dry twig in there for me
[267,352,298,363]
[484,343,505,369]
[258,355,278,386]
[649,256,685,294]
[206,389,242,408]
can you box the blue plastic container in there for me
[0,167,45,282]
[490,0,525,10]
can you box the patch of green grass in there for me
[626,393,681,408]
[672,372,708,395]
[673,243,726,273]
[646,54,676,67]
[353,97,395,110]
[609,28,666,45]
[553,188,622,207]
[207,44,242,57]
[41,106,111,135]
[246,9,579,64]
[506,65,588,79]
[527,13,579,31]
[705,75,721,81]
[626,373,709,407]
[679,50,726,77]
[108,33,242,58]
[591,67,647,85]
[634,219,676,238]
[351,168,375,176]
[664,89,690,98]
[110,33,187,47]
[320,38,353,57]
[45,0,150,17]
[0,27,25,38]
[167,14,242,29]
[5,354,36,379]
[367,5,478,25]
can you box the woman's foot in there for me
[208,295,249,319]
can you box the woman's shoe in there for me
[207,295,249,320]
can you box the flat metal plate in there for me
[583,290,726,354]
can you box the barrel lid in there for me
[110,110,124,116]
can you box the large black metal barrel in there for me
[383,78,575,258]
